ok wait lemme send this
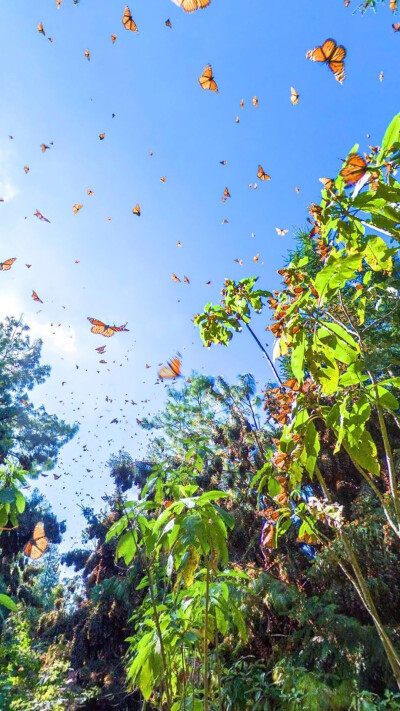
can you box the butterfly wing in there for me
[199,65,218,92]
[340,153,367,184]
[173,0,211,11]
[158,357,181,379]
[257,165,271,181]
[24,522,49,560]
[328,60,345,83]
[0,258,16,271]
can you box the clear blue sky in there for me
[0,0,399,549]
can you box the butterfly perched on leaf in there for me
[257,165,271,181]
[23,522,49,560]
[122,6,138,32]
[340,153,368,185]
[132,204,141,216]
[306,38,346,83]
[198,64,218,93]
[171,0,211,10]
[87,317,129,337]
[73,204,83,214]
[32,290,43,303]
[290,87,299,105]
[158,355,181,379]
[0,258,16,271]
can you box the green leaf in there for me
[367,384,399,412]
[14,490,25,514]
[0,594,17,612]
[116,530,137,565]
[378,113,400,160]
[290,329,306,383]
[364,236,394,272]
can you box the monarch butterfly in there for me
[37,23,45,35]
[235,116,240,123]
[183,275,190,283]
[32,291,43,303]
[223,187,231,198]
[390,0,398,10]
[158,356,181,379]
[253,254,259,263]
[40,144,50,152]
[257,165,271,181]
[87,317,129,337]
[122,6,138,32]
[379,71,384,82]
[24,166,29,174]
[340,153,368,185]
[220,160,227,165]
[84,49,90,60]
[111,34,117,43]
[132,204,141,216]
[160,176,166,183]
[87,188,93,195]
[99,133,105,140]
[306,39,346,84]
[171,0,211,11]
[26,264,32,268]
[276,227,288,236]
[392,23,400,31]
[23,522,49,560]
[172,273,181,282]
[165,18,172,27]
[95,345,106,353]
[198,64,218,93]
[290,87,299,105]
[73,204,83,214]
[239,99,244,108]
[177,241,181,247]
[0,258,16,271]
[252,96,258,107]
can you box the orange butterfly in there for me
[158,356,181,379]
[0,258,16,271]
[390,0,398,10]
[290,87,299,105]
[223,187,231,198]
[306,39,346,83]
[198,64,218,93]
[220,160,227,165]
[122,6,138,32]
[165,18,172,27]
[23,522,49,560]
[252,96,258,107]
[87,318,129,337]
[73,204,83,214]
[40,144,50,152]
[24,166,30,174]
[171,0,211,11]
[95,345,106,353]
[37,23,45,35]
[239,99,244,108]
[172,273,181,282]
[132,204,141,216]
[393,23,400,31]
[183,275,190,283]
[111,34,117,43]
[84,49,90,60]
[257,165,271,181]
[160,176,166,183]
[32,291,43,303]
[340,153,368,185]
[87,188,93,195]
[99,133,105,140]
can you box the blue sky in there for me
[0,0,399,549]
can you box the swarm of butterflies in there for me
[11,0,399,554]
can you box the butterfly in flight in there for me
[122,6,138,32]
[24,166,30,174]
[290,87,299,105]
[99,133,105,140]
[306,39,346,84]
[0,258,16,271]
[73,204,83,214]
[172,273,181,282]
[158,355,182,379]
[257,165,271,181]
[87,188,93,195]
[34,209,50,222]
[171,0,211,10]
[37,23,45,35]
[84,49,90,60]
[165,18,172,27]
[339,153,368,185]
[132,204,141,216]
[96,345,106,354]
[23,522,49,560]
[32,291,43,303]
[40,144,50,152]
[276,227,288,236]
[198,64,218,93]
[87,317,129,337]
[111,34,117,43]
[252,96,258,107]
